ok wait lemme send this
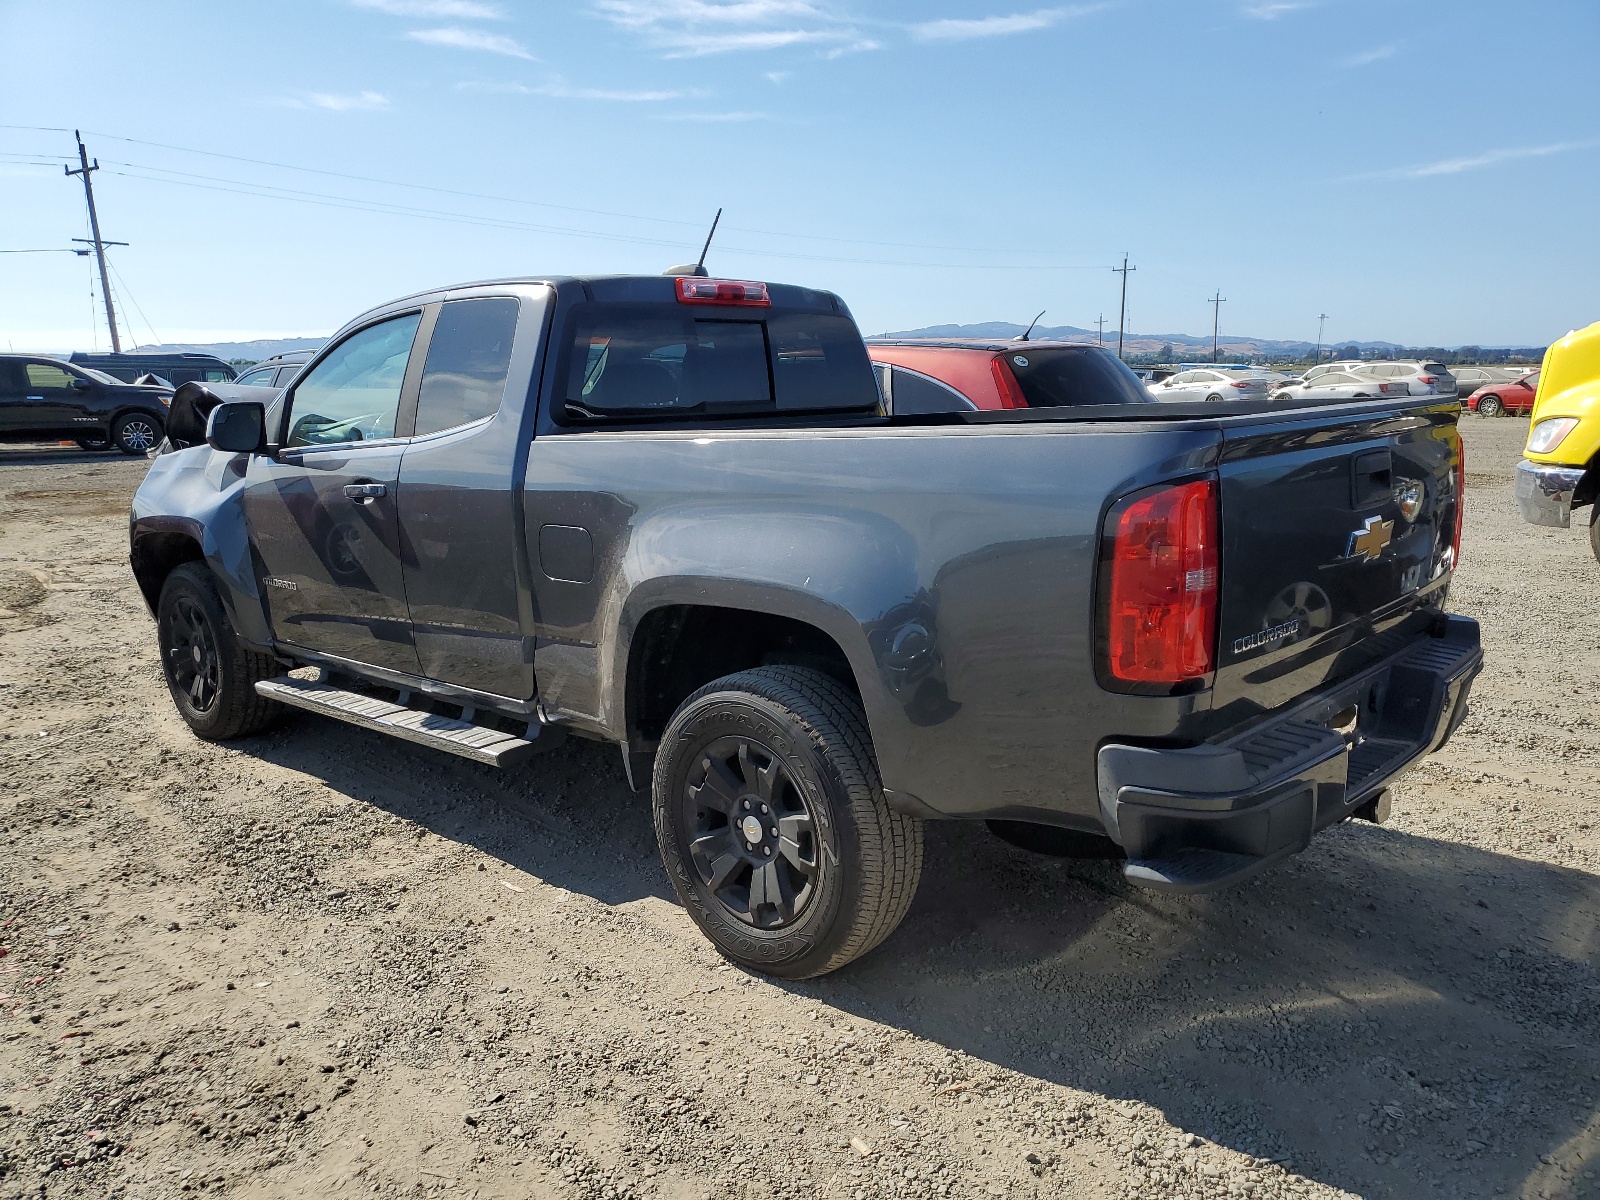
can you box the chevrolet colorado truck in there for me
[130,273,1482,977]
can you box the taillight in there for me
[1417,375,1436,385]
[676,278,771,306]
[1229,380,1248,389]
[990,357,1028,408]
[1451,440,1465,568]
[1102,478,1219,687]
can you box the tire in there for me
[74,436,111,452]
[652,666,923,979]
[1477,395,1503,418]
[113,411,163,456]
[1204,393,1223,403]
[986,820,1126,860]
[157,562,282,740]
[1590,506,1600,565]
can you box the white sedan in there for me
[1146,368,1274,402]
[1272,371,1412,402]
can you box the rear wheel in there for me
[157,563,281,740]
[653,666,923,978]
[1477,395,1503,418]
[1204,393,1223,403]
[1590,506,1599,565]
[113,411,163,456]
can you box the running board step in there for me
[255,677,558,767]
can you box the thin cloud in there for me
[593,0,870,57]
[407,26,534,57]
[595,1,826,26]
[293,91,391,111]
[1242,1,1312,17]
[1341,43,1397,66]
[1350,140,1599,181]
[352,0,503,16]
[457,78,696,101]
[911,6,1105,41]
[653,110,770,121]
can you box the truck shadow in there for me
[248,720,1599,1200]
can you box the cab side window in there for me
[285,313,421,448]
[25,363,76,391]
[413,297,520,437]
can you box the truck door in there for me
[0,360,25,435]
[394,292,541,698]
[240,312,423,674]
[9,361,90,438]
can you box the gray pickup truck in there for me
[130,273,1482,977]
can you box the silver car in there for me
[1272,371,1411,402]
[1359,360,1457,397]
[1146,368,1273,402]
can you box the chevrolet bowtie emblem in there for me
[1346,516,1394,561]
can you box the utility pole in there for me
[1095,313,1106,346]
[1112,255,1136,360]
[1314,313,1328,366]
[65,130,123,353]
[1209,290,1227,364]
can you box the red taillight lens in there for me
[1104,478,1219,685]
[1418,375,1436,384]
[1451,440,1465,567]
[990,357,1028,408]
[676,277,771,306]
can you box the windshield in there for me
[1001,347,1155,406]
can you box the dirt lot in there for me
[1,415,1596,1200]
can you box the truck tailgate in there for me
[1210,400,1462,713]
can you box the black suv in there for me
[68,351,236,387]
[0,355,171,454]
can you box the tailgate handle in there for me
[1352,450,1392,508]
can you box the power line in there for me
[100,164,1109,272]
[106,258,162,348]
[54,128,1108,261]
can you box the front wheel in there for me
[157,563,282,740]
[652,666,923,978]
[74,436,111,452]
[1476,395,1503,418]
[113,411,163,456]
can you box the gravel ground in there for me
[1,415,1596,1200]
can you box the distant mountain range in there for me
[130,338,327,361]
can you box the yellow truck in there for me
[1515,319,1600,562]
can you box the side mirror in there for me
[206,401,267,454]
[71,378,93,392]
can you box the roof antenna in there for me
[664,208,722,277]
[1015,310,1046,342]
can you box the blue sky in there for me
[2,0,1596,351]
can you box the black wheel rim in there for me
[682,736,820,930]
[120,419,158,451]
[165,596,220,713]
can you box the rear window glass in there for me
[1002,348,1156,407]
[557,304,877,423]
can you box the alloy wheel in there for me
[682,736,820,929]
[166,596,220,713]
[119,417,159,453]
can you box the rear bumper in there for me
[1515,459,1586,529]
[1096,615,1482,894]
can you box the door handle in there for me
[343,483,387,501]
